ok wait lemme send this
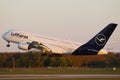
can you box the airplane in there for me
[2,23,117,55]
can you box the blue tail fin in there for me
[72,23,117,55]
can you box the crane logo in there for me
[95,34,106,46]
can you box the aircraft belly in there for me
[49,46,65,54]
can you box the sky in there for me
[0,0,120,52]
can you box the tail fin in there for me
[72,23,117,55]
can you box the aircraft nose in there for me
[2,33,7,40]
[2,31,9,40]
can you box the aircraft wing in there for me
[29,41,52,52]
[18,41,52,52]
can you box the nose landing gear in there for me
[7,42,10,47]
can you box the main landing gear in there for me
[7,42,10,47]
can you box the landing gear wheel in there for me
[7,44,10,47]
[7,42,10,47]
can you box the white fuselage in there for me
[3,30,82,54]
[3,23,116,55]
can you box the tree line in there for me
[0,52,120,68]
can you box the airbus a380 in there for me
[2,23,117,55]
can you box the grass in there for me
[14,79,120,80]
[0,67,120,74]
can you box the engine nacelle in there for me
[18,42,30,50]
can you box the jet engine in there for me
[18,42,31,50]
[18,41,51,52]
